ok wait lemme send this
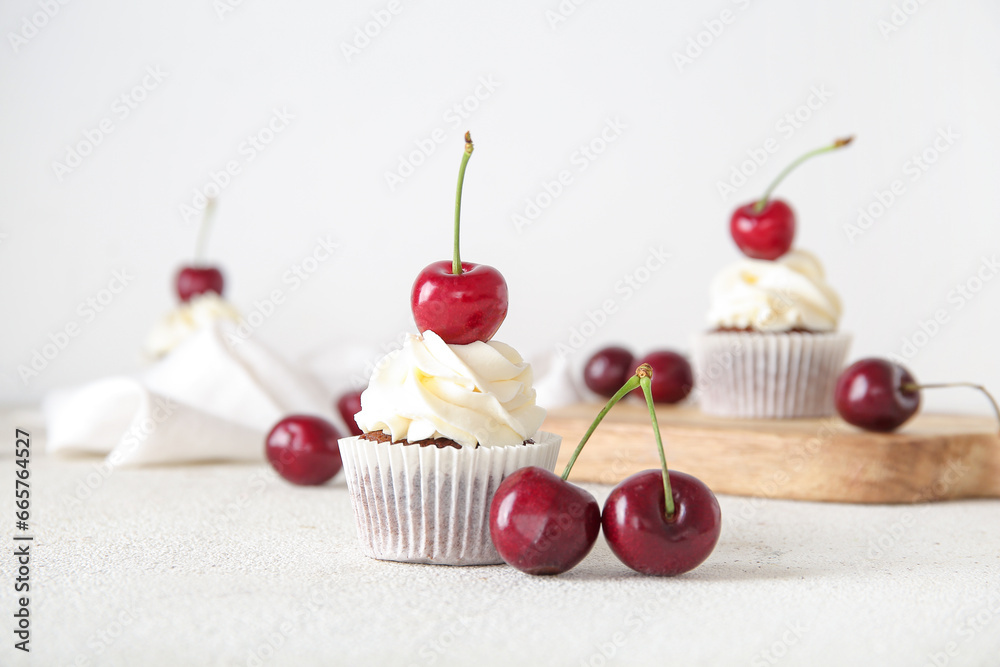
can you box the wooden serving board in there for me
[543,404,1000,503]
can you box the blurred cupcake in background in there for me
[692,249,851,418]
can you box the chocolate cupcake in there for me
[338,331,561,565]
[692,250,851,418]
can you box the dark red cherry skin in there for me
[336,390,364,437]
[584,346,635,397]
[489,467,601,576]
[602,469,721,576]
[631,351,694,404]
[176,266,225,302]
[835,358,921,432]
[411,260,508,345]
[265,415,344,486]
[730,199,796,261]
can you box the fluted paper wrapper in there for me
[692,332,851,418]
[339,432,561,566]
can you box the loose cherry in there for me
[602,365,721,576]
[583,346,634,397]
[490,363,655,575]
[176,197,225,302]
[265,415,343,486]
[336,390,364,437]
[411,132,509,345]
[489,467,601,575]
[631,350,693,404]
[730,136,853,260]
[835,358,1000,433]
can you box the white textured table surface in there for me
[2,452,999,667]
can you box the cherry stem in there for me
[754,136,854,213]
[194,197,218,264]
[453,131,474,276]
[902,382,1000,435]
[638,369,675,519]
[560,374,641,481]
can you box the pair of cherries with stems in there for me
[490,364,721,576]
[176,197,226,301]
[730,136,854,260]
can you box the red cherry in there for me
[729,200,796,261]
[265,415,343,486]
[729,136,854,261]
[410,133,509,344]
[176,266,224,302]
[631,351,694,404]
[336,390,364,437]
[411,260,508,344]
[602,469,721,576]
[583,346,634,397]
[489,466,601,575]
[835,358,920,432]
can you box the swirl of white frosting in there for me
[355,331,546,448]
[707,249,842,332]
[145,293,241,358]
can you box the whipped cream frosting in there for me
[707,249,842,332]
[145,293,241,358]
[355,331,546,448]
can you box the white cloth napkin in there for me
[44,323,335,467]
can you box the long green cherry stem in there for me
[901,382,1000,435]
[754,136,854,213]
[194,197,218,264]
[453,131,474,275]
[560,374,641,481]
[638,367,675,519]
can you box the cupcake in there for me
[338,132,561,565]
[339,331,560,565]
[145,291,240,358]
[692,249,851,418]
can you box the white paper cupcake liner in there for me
[692,332,851,418]
[338,432,562,566]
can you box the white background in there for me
[1,0,998,413]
